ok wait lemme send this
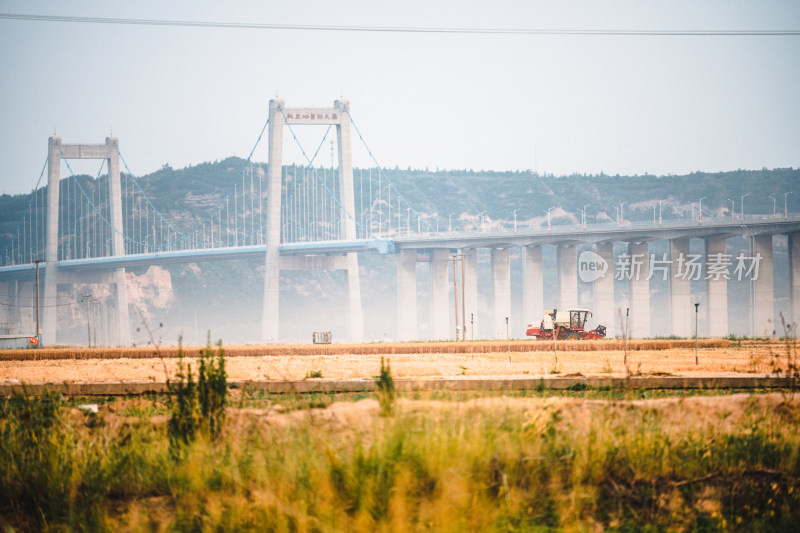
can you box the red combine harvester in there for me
[526,308,606,340]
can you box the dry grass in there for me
[2,390,799,531]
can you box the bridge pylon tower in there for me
[261,99,364,343]
[43,136,130,346]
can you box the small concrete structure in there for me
[0,335,40,349]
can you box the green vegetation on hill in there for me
[1,161,798,245]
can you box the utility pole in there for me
[695,303,700,366]
[452,255,460,340]
[80,291,92,347]
[506,316,510,362]
[624,308,630,366]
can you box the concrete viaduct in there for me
[391,218,800,341]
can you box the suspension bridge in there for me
[1,99,799,346]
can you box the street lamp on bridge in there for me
[478,211,486,232]
[512,209,520,232]
[769,195,777,218]
[619,202,627,225]
[785,192,793,218]
[740,193,749,220]
[698,197,707,222]
[545,207,555,231]
[448,212,455,233]
[727,199,735,221]
[579,204,590,228]
[406,208,411,235]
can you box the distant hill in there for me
[1,160,798,242]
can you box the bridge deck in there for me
[1,215,799,278]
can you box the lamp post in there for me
[448,212,455,233]
[613,206,619,225]
[727,199,735,221]
[512,209,519,232]
[658,200,663,225]
[545,207,554,231]
[406,208,411,234]
[619,202,627,225]
[769,195,776,218]
[694,303,700,366]
[784,192,793,218]
[740,193,749,220]
[581,204,590,228]
[478,211,486,232]
[698,197,706,222]
[652,205,657,225]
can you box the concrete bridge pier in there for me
[557,245,578,309]
[522,245,543,333]
[790,233,800,331]
[430,249,450,340]
[0,282,8,333]
[397,249,418,341]
[669,238,692,337]
[491,247,511,339]
[463,249,479,340]
[593,242,615,338]
[751,234,774,337]
[705,236,728,337]
[628,242,650,338]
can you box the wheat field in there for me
[1,338,795,384]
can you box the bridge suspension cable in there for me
[345,109,434,234]
[280,108,374,240]
[0,158,47,266]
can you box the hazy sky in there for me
[1,1,799,194]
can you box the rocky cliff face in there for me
[126,266,175,314]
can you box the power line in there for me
[1,13,798,36]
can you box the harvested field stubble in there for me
[0,339,795,384]
[0,338,731,361]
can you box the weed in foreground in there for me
[167,337,228,454]
[375,357,396,416]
